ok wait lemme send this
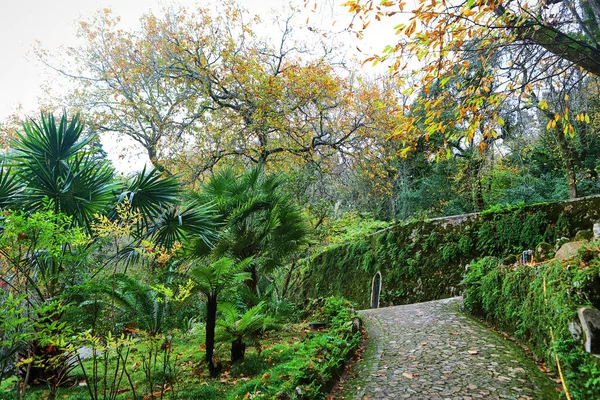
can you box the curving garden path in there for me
[333,297,560,400]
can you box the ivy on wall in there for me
[300,196,600,309]
[463,256,600,399]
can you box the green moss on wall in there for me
[463,256,600,399]
[300,196,600,309]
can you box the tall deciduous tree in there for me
[45,4,396,186]
[327,0,600,147]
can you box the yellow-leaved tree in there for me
[307,0,600,198]
[40,2,401,188]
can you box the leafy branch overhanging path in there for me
[334,298,559,400]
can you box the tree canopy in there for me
[334,0,600,146]
[45,4,400,187]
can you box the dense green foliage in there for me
[225,297,361,400]
[300,196,600,308]
[463,256,600,399]
[0,112,329,399]
[9,2,600,396]
[8,2,600,398]
[0,297,360,400]
[193,167,308,289]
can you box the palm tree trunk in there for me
[205,294,218,377]
[244,265,259,302]
[231,339,246,363]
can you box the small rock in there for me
[534,242,553,261]
[569,320,583,342]
[594,222,600,240]
[352,317,362,334]
[555,237,570,251]
[578,307,600,354]
[555,241,586,261]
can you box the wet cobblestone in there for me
[334,297,559,400]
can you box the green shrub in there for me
[231,354,268,377]
[463,256,600,399]
[230,297,361,400]
[575,230,594,241]
[178,386,223,399]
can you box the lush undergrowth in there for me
[226,297,361,399]
[300,196,600,308]
[0,298,360,400]
[463,254,600,399]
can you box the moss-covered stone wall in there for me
[301,195,600,309]
[463,256,600,399]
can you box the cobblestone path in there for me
[334,297,559,400]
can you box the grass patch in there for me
[3,298,360,400]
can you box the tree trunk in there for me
[244,265,259,304]
[495,4,600,76]
[566,161,578,199]
[469,155,486,211]
[533,103,580,200]
[474,175,485,211]
[147,146,172,176]
[231,339,246,363]
[280,260,297,300]
[205,294,218,377]
[555,123,579,199]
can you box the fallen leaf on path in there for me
[402,372,414,379]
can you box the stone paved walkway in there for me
[334,297,559,400]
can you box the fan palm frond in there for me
[10,112,116,231]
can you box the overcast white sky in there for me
[0,0,308,117]
[0,0,396,171]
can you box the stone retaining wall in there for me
[300,195,600,309]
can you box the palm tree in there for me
[187,257,250,377]
[8,112,115,230]
[0,111,218,388]
[117,166,218,261]
[193,167,308,293]
[2,111,217,265]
